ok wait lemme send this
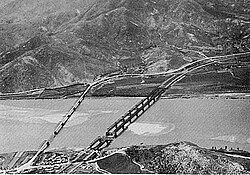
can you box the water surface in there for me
[0,98,249,153]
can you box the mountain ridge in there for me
[0,0,249,93]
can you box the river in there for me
[0,98,249,153]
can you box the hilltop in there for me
[1,142,250,173]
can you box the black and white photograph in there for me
[0,0,249,174]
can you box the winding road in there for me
[5,51,250,174]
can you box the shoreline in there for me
[0,92,249,100]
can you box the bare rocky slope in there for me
[0,0,249,93]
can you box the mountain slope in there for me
[0,0,249,93]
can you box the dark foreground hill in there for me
[0,0,249,94]
[0,142,250,174]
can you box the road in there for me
[4,51,250,174]
[83,52,241,153]
[54,52,250,173]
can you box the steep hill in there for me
[0,0,249,93]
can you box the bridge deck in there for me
[12,52,250,173]
[86,76,180,151]
[72,52,250,163]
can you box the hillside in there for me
[0,0,249,93]
[1,142,250,173]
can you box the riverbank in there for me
[0,67,249,100]
[1,142,249,174]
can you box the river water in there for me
[0,98,249,153]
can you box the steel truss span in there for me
[6,52,250,174]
